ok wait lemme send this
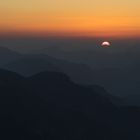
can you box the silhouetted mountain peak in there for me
[0,68,140,139]
[3,56,59,76]
[3,53,95,84]
[0,69,24,85]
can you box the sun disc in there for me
[101,41,110,47]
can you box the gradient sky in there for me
[1,0,140,38]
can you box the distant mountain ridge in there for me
[0,46,22,66]
[0,47,95,84]
[0,46,140,105]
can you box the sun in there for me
[101,41,111,47]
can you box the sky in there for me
[0,0,140,38]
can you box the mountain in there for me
[32,42,140,97]
[0,46,22,66]
[0,69,140,139]
[0,46,95,84]
[3,54,95,84]
[1,46,140,104]
[3,56,58,76]
[0,69,24,85]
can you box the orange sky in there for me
[1,0,140,38]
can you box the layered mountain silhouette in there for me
[0,69,140,139]
[33,43,140,96]
[1,46,140,106]
[0,47,95,84]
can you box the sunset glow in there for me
[1,0,140,38]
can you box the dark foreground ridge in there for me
[0,69,140,140]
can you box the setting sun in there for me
[101,41,111,47]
